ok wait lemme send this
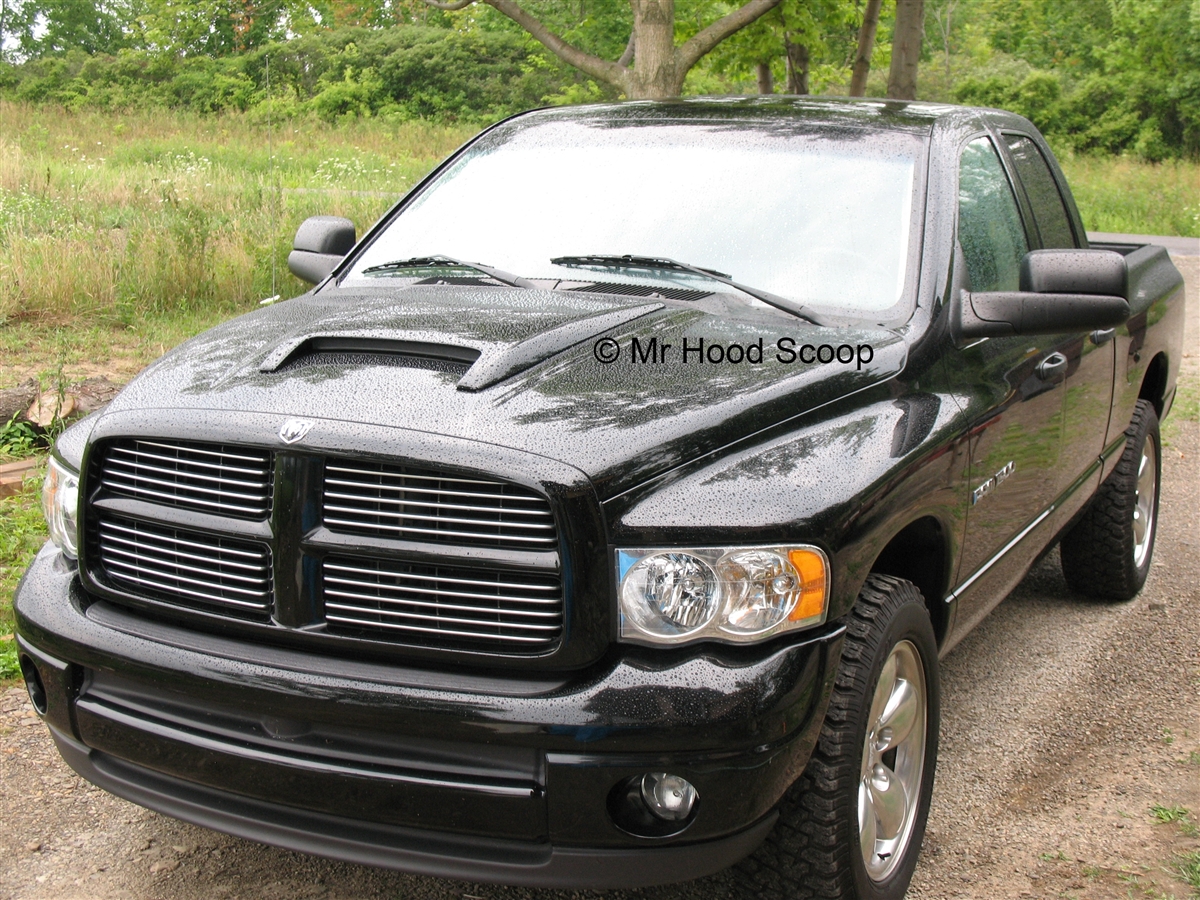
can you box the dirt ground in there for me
[1,256,1197,900]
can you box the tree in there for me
[0,0,17,60]
[887,0,924,99]
[423,0,783,99]
[17,0,137,55]
[847,0,881,97]
[140,0,288,55]
[783,36,807,93]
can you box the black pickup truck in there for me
[15,99,1185,900]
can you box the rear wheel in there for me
[1061,399,1161,601]
[737,575,939,900]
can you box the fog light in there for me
[641,772,697,822]
[20,656,47,716]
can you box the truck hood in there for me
[105,286,907,497]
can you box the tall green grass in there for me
[0,467,45,681]
[0,102,474,326]
[1057,153,1200,238]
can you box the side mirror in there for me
[1020,249,1127,297]
[287,216,356,285]
[954,249,1130,340]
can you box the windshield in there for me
[344,112,925,315]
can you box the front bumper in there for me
[15,543,844,889]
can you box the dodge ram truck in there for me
[15,98,1185,900]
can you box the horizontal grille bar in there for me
[98,440,272,520]
[321,460,557,550]
[323,556,562,651]
[95,516,272,620]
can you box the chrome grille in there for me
[322,460,557,550]
[95,515,272,620]
[98,439,272,520]
[323,556,562,651]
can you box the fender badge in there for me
[279,418,315,444]
[972,460,1015,505]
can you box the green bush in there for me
[0,27,584,124]
[954,62,1199,161]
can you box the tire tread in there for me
[1061,399,1160,601]
[734,574,935,900]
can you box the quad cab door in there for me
[943,135,1072,641]
[1000,131,1117,523]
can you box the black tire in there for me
[1060,399,1161,601]
[736,574,940,900]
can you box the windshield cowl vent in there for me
[567,282,713,302]
[413,275,506,287]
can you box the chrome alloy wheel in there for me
[858,639,927,882]
[1132,435,1158,569]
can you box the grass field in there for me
[1057,153,1200,239]
[0,101,473,382]
[1,102,1198,682]
[0,470,43,680]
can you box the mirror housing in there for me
[954,249,1130,340]
[287,216,356,285]
[1020,249,1127,296]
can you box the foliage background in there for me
[0,0,1198,159]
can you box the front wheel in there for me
[1060,399,1161,601]
[738,575,940,900]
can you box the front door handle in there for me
[1090,328,1115,345]
[1036,352,1068,381]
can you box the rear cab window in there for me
[1002,134,1078,249]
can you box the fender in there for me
[605,382,972,629]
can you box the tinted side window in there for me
[1004,135,1077,249]
[958,137,1028,293]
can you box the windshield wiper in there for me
[361,255,536,290]
[550,254,825,326]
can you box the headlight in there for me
[617,545,828,645]
[42,457,80,559]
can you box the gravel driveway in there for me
[2,258,1196,900]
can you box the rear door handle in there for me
[1036,352,1068,380]
[1090,329,1115,345]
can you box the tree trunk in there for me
[888,0,925,100]
[933,0,956,80]
[448,0,784,100]
[626,0,680,99]
[618,30,636,68]
[785,39,809,94]
[849,0,883,97]
[0,380,39,426]
[756,62,774,94]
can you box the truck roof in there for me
[515,96,991,137]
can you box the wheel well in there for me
[1140,352,1169,418]
[869,517,949,644]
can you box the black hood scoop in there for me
[257,301,662,392]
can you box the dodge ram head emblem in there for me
[278,418,315,444]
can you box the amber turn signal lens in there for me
[787,549,827,621]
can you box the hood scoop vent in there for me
[261,337,481,376]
